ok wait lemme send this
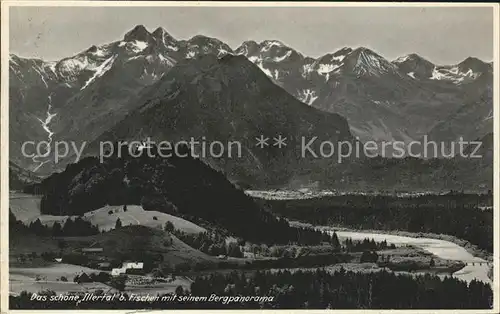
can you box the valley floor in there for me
[8,191,493,307]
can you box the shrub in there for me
[164,221,174,232]
[175,285,184,296]
[109,274,127,291]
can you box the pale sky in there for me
[9,5,495,64]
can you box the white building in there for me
[111,268,127,276]
[111,261,144,276]
[122,262,144,269]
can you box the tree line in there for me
[260,193,493,252]
[9,209,100,237]
[10,269,492,309]
[23,147,355,245]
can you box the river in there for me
[247,189,492,284]
[310,224,491,285]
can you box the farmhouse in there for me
[111,261,144,276]
[123,262,144,269]
[111,268,127,276]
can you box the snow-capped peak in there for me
[152,26,177,46]
[86,45,111,58]
[260,40,285,52]
[123,24,153,43]
[348,47,398,77]
[391,53,435,79]
[427,57,490,84]
[430,65,479,84]
[457,57,492,74]
[56,56,90,78]
[393,55,411,64]
[393,53,434,67]
[234,40,259,56]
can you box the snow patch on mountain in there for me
[92,48,108,57]
[245,55,279,80]
[9,54,19,66]
[130,40,148,52]
[248,56,262,63]
[217,48,231,57]
[81,55,117,90]
[330,55,346,63]
[430,66,480,83]
[247,55,282,80]
[353,49,397,76]
[274,50,292,62]
[484,110,493,121]
[407,72,416,79]
[140,67,163,81]
[118,40,149,53]
[57,57,90,77]
[46,62,57,74]
[301,63,314,78]
[166,45,179,51]
[32,64,49,88]
[317,63,340,81]
[261,40,284,52]
[256,63,275,79]
[298,89,318,105]
[393,55,410,64]
[33,94,57,172]
[430,68,448,80]
[36,95,57,141]
[158,54,176,66]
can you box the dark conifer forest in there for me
[9,269,493,309]
[259,193,493,252]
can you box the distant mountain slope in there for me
[88,54,353,186]
[9,26,236,173]
[237,42,492,144]
[426,86,493,144]
[9,162,41,191]
[9,25,493,193]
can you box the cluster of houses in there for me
[79,247,145,276]
[54,246,145,277]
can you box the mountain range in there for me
[9,25,493,190]
[236,41,492,144]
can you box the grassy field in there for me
[57,225,216,268]
[9,225,211,297]
[9,233,60,257]
[9,264,115,296]
[9,192,206,234]
[10,263,193,296]
[9,193,45,222]
[83,205,206,234]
